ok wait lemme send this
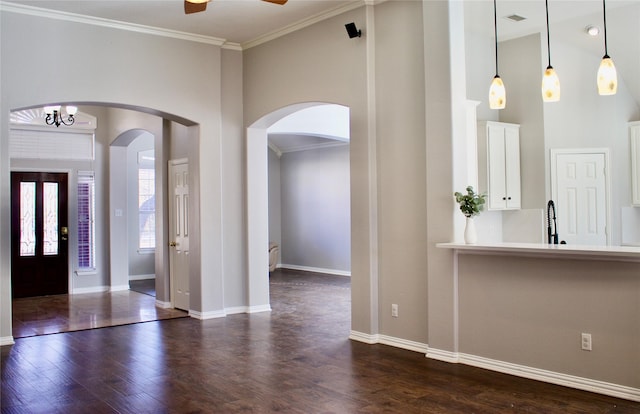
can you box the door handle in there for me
[169,241,177,247]
[61,226,68,241]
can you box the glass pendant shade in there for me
[597,58,617,96]
[489,76,506,109]
[541,66,560,102]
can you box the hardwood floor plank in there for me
[2,269,639,413]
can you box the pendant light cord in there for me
[602,0,609,57]
[545,0,552,68]
[493,0,499,76]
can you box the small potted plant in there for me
[454,186,486,244]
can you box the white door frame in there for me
[550,148,611,245]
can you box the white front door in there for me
[169,159,190,311]
[551,150,609,245]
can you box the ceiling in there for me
[4,0,359,46]
[4,0,639,150]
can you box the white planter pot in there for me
[464,217,477,244]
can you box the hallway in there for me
[2,269,638,413]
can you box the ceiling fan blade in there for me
[262,0,288,4]
[184,0,209,14]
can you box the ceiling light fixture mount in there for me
[44,105,77,127]
[585,25,600,36]
[488,0,505,109]
[541,0,560,102]
[597,0,617,95]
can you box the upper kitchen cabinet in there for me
[631,122,640,206]
[478,121,521,210]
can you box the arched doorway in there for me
[246,102,351,311]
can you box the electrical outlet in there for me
[581,333,592,351]
[391,304,398,318]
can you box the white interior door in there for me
[551,150,609,245]
[169,159,190,311]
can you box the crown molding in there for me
[241,0,365,50]
[0,1,227,46]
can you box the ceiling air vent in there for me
[505,14,527,22]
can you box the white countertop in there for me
[436,242,640,262]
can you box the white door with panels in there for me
[551,149,609,246]
[169,159,190,311]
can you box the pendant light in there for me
[541,0,560,102]
[597,0,617,95]
[488,0,506,109]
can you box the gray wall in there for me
[1,8,237,337]
[126,133,155,279]
[268,149,282,253]
[279,145,351,273]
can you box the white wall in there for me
[279,145,351,273]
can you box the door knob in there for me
[61,226,68,241]
[169,241,177,247]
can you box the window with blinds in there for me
[77,171,96,270]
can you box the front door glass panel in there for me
[43,182,59,256]
[20,182,36,257]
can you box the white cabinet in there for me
[478,121,521,210]
[630,122,640,206]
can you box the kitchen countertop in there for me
[436,242,640,263]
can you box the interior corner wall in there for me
[221,48,246,309]
[374,0,428,344]
[279,145,351,273]
[268,149,282,254]
[499,34,546,211]
[424,0,456,353]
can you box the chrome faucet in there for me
[547,200,558,244]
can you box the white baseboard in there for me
[72,286,109,294]
[0,336,15,346]
[246,304,272,313]
[110,284,130,292]
[189,309,226,320]
[425,347,460,364]
[349,330,428,354]
[279,264,351,277]
[129,274,155,281]
[426,348,640,403]
[155,300,172,309]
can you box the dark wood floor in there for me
[2,269,639,413]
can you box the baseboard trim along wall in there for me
[279,264,351,277]
[110,284,130,292]
[129,274,155,281]
[351,332,640,402]
[0,336,15,346]
[189,309,226,320]
[426,347,640,403]
[72,286,110,294]
[349,331,428,354]
[155,300,172,309]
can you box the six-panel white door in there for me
[169,159,190,311]
[552,150,608,246]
